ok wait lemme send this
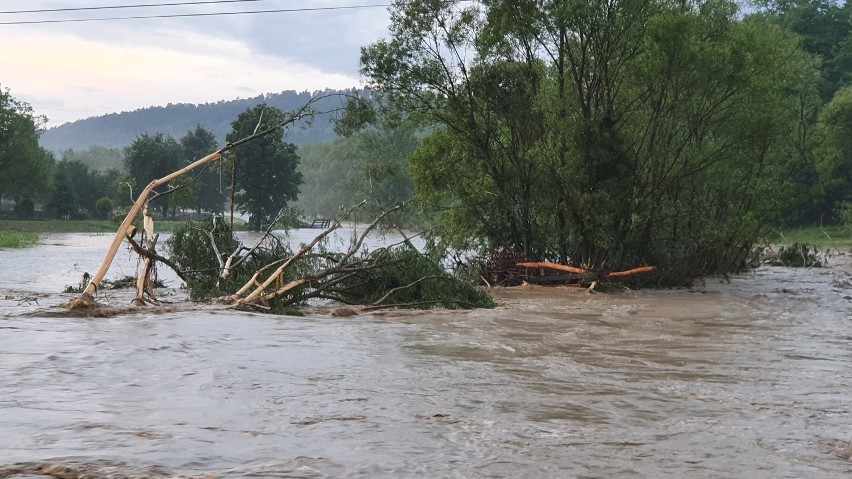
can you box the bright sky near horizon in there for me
[0,0,392,127]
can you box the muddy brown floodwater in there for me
[0,232,850,478]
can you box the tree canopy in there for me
[0,85,53,206]
[226,105,303,230]
[753,0,852,100]
[297,122,417,222]
[123,133,182,218]
[359,0,818,283]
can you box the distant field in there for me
[0,218,247,238]
[0,219,120,234]
[769,225,852,249]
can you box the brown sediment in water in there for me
[0,461,176,479]
[1,242,851,478]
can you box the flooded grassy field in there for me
[0,232,850,478]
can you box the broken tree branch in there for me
[235,200,367,305]
[72,103,319,305]
[125,235,190,284]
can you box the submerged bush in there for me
[166,218,493,310]
[315,246,494,309]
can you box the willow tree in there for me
[361,0,816,283]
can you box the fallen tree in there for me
[167,201,493,313]
[64,97,493,314]
[67,97,324,310]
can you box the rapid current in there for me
[0,230,850,478]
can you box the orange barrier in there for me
[515,262,588,274]
[516,262,656,278]
[603,266,656,278]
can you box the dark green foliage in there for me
[13,199,34,219]
[95,198,113,220]
[166,218,492,311]
[179,125,225,215]
[753,0,851,100]
[166,218,244,299]
[46,159,112,219]
[123,133,182,218]
[304,247,494,309]
[0,85,53,206]
[362,0,820,285]
[815,86,852,222]
[226,105,303,231]
[333,95,377,137]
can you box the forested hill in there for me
[39,89,353,154]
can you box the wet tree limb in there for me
[69,96,333,308]
[125,235,191,284]
[234,200,367,304]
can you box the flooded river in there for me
[0,232,850,478]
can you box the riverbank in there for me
[0,218,248,249]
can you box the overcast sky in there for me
[1,0,392,126]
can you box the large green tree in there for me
[361,0,816,282]
[0,85,53,210]
[226,105,302,230]
[124,133,182,218]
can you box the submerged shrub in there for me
[317,246,494,309]
[166,218,492,310]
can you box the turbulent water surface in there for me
[0,232,850,478]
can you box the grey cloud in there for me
[8,0,391,77]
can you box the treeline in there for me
[754,0,852,226]
[39,89,354,154]
[1,85,417,230]
[0,87,301,226]
[4,123,231,222]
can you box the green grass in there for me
[0,219,121,234]
[769,225,852,249]
[0,218,247,235]
[0,231,39,249]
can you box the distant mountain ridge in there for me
[39,89,354,154]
